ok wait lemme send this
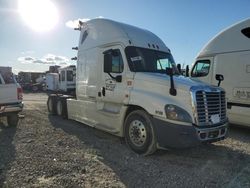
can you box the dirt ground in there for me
[0,93,250,188]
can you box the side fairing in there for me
[76,48,101,99]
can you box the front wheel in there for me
[7,113,19,126]
[124,110,156,155]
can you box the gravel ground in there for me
[0,93,250,188]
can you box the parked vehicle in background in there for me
[190,18,250,127]
[0,67,23,126]
[46,73,59,91]
[48,19,228,155]
[46,65,76,95]
[18,71,46,92]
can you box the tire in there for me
[56,97,68,119]
[47,95,57,115]
[32,85,39,92]
[56,99,63,116]
[124,110,157,155]
[7,113,19,126]
[42,85,47,92]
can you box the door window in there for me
[110,49,124,73]
[191,60,210,77]
[61,71,65,81]
[67,70,73,81]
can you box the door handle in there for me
[102,87,106,96]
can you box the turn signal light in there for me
[17,87,23,100]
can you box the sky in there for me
[0,0,249,74]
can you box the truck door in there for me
[59,70,66,91]
[190,57,213,84]
[97,46,128,111]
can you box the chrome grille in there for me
[195,90,226,126]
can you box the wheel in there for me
[7,113,19,126]
[56,100,63,116]
[47,95,57,115]
[56,97,69,119]
[124,110,156,155]
[42,85,47,92]
[32,85,39,92]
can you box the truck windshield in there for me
[125,46,179,75]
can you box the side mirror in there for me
[215,74,224,87]
[103,49,119,73]
[177,64,181,74]
[104,53,112,73]
[166,68,177,96]
[103,50,122,83]
[166,67,173,76]
[185,65,189,77]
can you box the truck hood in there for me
[131,72,214,119]
[134,72,208,91]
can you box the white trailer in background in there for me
[190,18,250,127]
[47,19,228,155]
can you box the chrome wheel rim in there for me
[129,120,147,147]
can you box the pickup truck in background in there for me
[0,71,23,126]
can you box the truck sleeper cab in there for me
[48,19,228,155]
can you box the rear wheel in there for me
[124,110,156,155]
[7,113,19,126]
[56,100,63,116]
[47,95,57,115]
[56,96,69,119]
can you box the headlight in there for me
[165,104,192,123]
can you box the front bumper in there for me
[0,102,23,116]
[152,117,228,149]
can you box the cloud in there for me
[17,53,70,66]
[32,60,43,64]
[44,54,68,62]
[17,56,35,64]
[21,50,35,55]
[65,16,104,28]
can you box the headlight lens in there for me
[165,104,192,123]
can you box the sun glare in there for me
[18,0,59,32]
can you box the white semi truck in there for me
[48,19,228,155]
[190,18,250,127]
